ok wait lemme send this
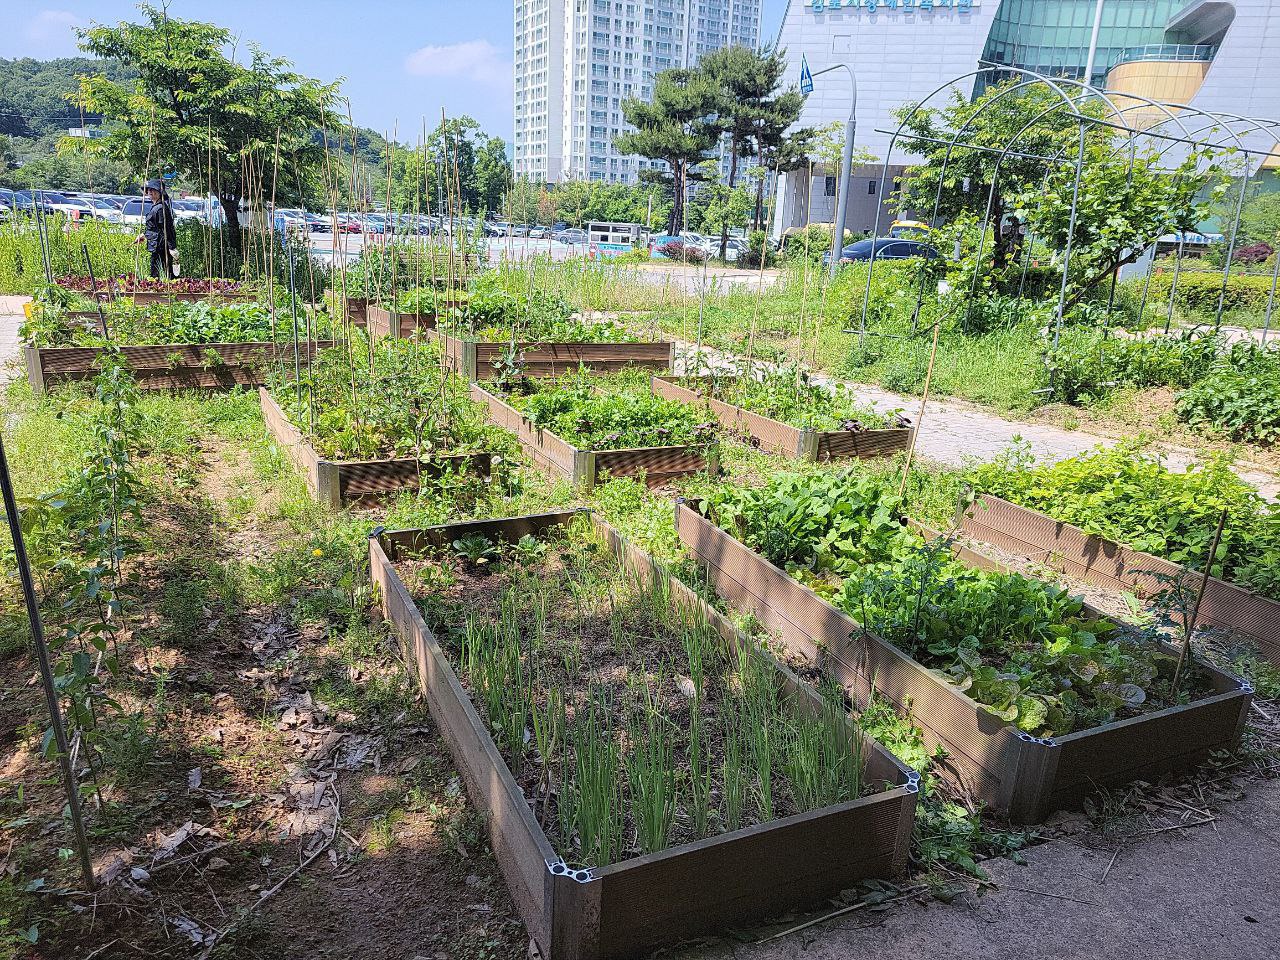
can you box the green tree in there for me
[1241,192,1280,246]
[700,46,805,252]
[474,135,512,215]
[1020,143,1218,308]
[617,68,720,235]
[688,179,752,236]
[896,82,1094,269]
[74,4,338,255]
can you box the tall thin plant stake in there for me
[0,437,95,891]
[897,309,943,500]
[82,244,110,340]
[1173,508,1228,693]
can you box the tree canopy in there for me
[616,68,721,235]
[73,3,340,252]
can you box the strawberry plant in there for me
[1174,344,1280,445]
[1047,329,1222,404]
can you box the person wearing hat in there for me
[135,178,177,279]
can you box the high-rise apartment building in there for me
[514,0,762,185]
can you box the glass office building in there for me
[771,0,1280,237]
[980,0,1185,88]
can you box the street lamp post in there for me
[808,62,858,278]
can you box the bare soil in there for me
[2,434,525,960]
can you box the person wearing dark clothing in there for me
[137,178,177,279]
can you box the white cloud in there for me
[403,40,511,90]
[24,9,84,46]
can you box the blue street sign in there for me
[800,55,814,95]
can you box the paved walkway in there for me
[0,295,27,382]
[673,342,1280,499]
[676,782,1280,960]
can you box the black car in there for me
[825,238,939,265]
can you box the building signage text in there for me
[806,0,976,12]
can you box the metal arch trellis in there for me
[850,66,1280,393]
[856,66,1093,340]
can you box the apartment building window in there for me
[825,177,836,197]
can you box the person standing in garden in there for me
[136,178,177,279]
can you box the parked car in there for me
[824,238,939,265]
[119,197,154,224]
[528,225,549,239]
[679,231,713,254]
[553,227,588,245]
[87,197,124,222]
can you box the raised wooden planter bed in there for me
[959,494,1280,665]
[122,290,250,305]
[25,339,333,395]
[650,375,913,461]
[675,501,1253,824]
[259,388,490,508]
[470,383,716,491]
[441,336,673,381]
[344,297,368,326]
[364,302,466,339]
[370,510,919,960]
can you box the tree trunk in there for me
[668,163,685,236]
[219,191,244,258]
[720,147,739,261]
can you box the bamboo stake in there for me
[743,161,781,380]
[897,310,942,500]
[1173,508,1228,693]
[268,129,282,379]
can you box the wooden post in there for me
[796,429,820,461]
[24,345,46,397]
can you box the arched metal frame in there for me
[852,66,1280,374]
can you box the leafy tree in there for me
[1241,192,1280,246]
[74,4,338,255]
[617,68,720,234]
[474,135,512,216]
[1020,143,1219,309]
[896,82,1094,268]
[687,178,752,236]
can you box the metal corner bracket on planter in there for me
[469,382,716,491]
[443,337,675,382]
[673,501,1253,824]
[25,339,334,395]
[258,388,490,508]
[369,509,919,960]
[960,494,1280,666]
[650,375,913,461]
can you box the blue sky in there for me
[2,2,791,142]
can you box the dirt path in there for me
[672,341,1280,499]
[8,422,524,959]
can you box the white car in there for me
[118,197,154,225]
[46,195,97,220]
[86,197,124,223]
